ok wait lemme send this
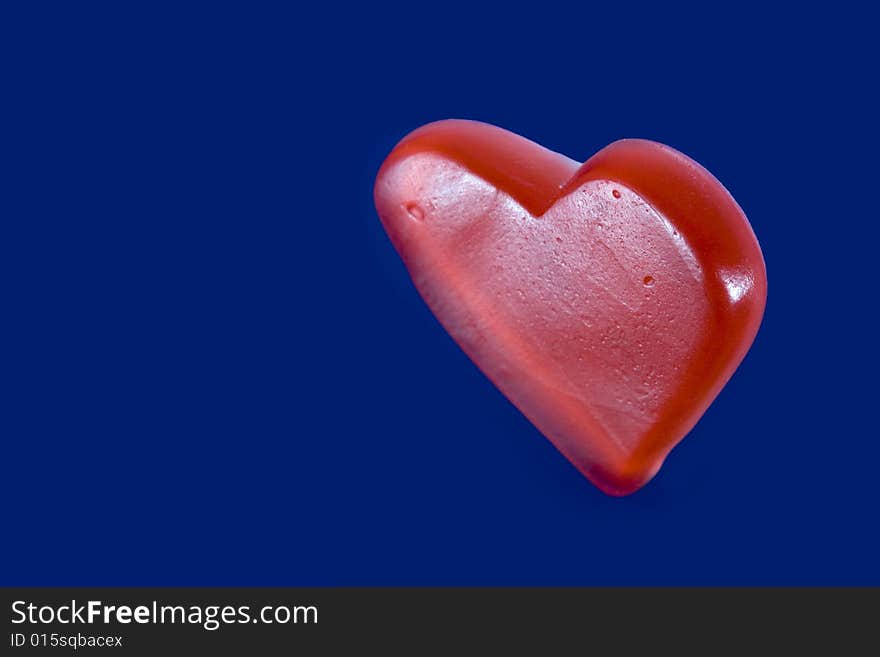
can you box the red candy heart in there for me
[374,120,766,495]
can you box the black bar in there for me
[2,588,877,654]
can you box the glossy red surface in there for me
[374,120,767,495]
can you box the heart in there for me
[374,120,766,495]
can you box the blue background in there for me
[3,4,877,584]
